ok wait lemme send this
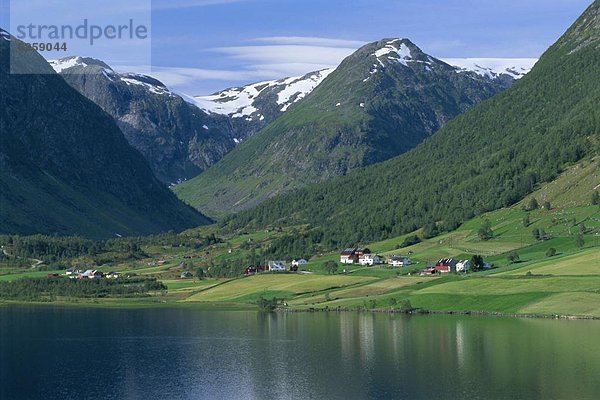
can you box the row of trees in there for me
[0,232,222,266]
[0,277,166,300]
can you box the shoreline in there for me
[281,306,600,321]
[2,299,599,321]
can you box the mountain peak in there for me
[49,57,174,96]
[365,38,432,68]
[193,68,334,119]
[373,39,415,65]
[49,56,113,73]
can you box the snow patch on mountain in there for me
[373,39,419,67]
[193,83,261,117]
[120,73,172,96]
[192,68,334,118]
[49,57,89,73]
[0,30,11,41]
[49,57,175,96]
[443,58,537,79]
[277,69,334,112]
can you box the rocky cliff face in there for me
[51,57,236,184]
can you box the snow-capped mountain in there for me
[50,57,175,96]
[443,58,537,80]
[47,47,537,189]
[193,68,334,119]
[192,42,536,130]
[361,38,536,81]
[176,38,523,216]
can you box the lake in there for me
[1,307,599,399]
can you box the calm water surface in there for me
[1,306,599,400]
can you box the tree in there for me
[507,251,520,264]
[522,214,530,227]
[422,221,439,239]
[576,234,585,248]
[543,201,551,210]
[388,298,397,306]
[527,198,539,211]
[399,299,413,312]
[592,191,600,206]
[532,228,541,241]
[195,267,205,280]
[257,296,280,312]
[546,248,557,257]
[400,235,421,248]
[324,261,338,275]
[470,255,485,272]
[477,219,493,241]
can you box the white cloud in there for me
[117,36,366,94]
[249,36,366,48]
[213,44,357,66]
[115,65,266,84]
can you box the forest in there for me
[221,36,600,252]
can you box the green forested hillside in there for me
[175,39,511,216]
[223,1,600,248]
[0,32,210,238]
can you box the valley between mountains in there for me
[0,1,599,318]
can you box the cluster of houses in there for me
[340,248,412,267]
[64,269,120,279]
[421,258,492,275]
[245,259,309,275]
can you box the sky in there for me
[0,0,593,95]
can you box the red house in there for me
[340,248,358,264]
[434,259,459,273]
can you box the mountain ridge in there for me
[0,31,211,238]
[176,38,520,216]
[222,1,600,247]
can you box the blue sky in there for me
[1,0,593,94]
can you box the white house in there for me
[359,254,381,266]
[268,260,287,272]
[291,259,308,267]
[456,260,472,272]
[388,256,412,267]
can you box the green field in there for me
[499,250,600,276]
[184,274,374,302]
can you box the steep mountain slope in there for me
[224,1,600,247]
[50,57,236,184]
[176,39,518,215]
[0,31,210,238]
